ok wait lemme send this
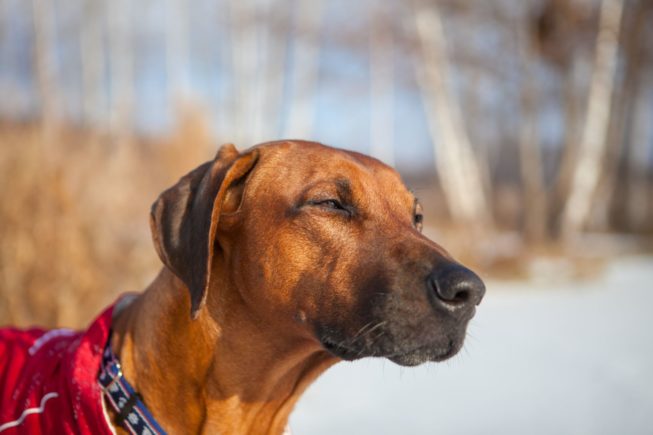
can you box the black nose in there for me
[427,264,485,314]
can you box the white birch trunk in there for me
[370,6,395,167]
[560,0,624,237]
[166,0,191,104]
[413,3,490,225]
[230,0,260,145]
[285,0,323,139]
[517,10,547,242]
[31,0,59,130]
[214,0,232,143]
[107,0,133,136]
[80,0,105,128]
[251,0,273,144]
[262,0,290,140]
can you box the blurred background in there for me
[0,0,652,433]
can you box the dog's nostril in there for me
[427,264,485,310]
[449,287,470,304]
[432,280,472,305]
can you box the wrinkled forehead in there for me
[247,141,415,208]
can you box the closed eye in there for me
[414,200,424,231]
[414,213,423,231]
[307,199,353,216]
[319,199,343,209]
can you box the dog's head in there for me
[151,141,484,366]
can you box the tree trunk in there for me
[559,0,624,238]
[31,0,59,133]
[107,0,133,137]
[517,11,547,243]
[413,2,492,227]
[166,0,191,103]
[369,5,395,167]
[80,0,105,128]
[625,74,652,230]
[551,56,585,233]
[285,0,323,139]
[598,0,650,231]
[262,1,291,140]
[229,0,261,145]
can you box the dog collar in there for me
[98,337,167,435]
[99,334,294,435]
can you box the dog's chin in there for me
[319,333,465,366]
[319,336,364,361]
[387,340,460,366]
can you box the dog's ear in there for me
[150,143,259,319]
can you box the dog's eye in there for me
[308,198,352,216]
[414,200,424,232]
[414,213,423,231]
[316,199,345,210]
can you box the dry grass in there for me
[0,112,213,328]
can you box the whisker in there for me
[359,320,387,341]
[352,321,376,340]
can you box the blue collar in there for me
[98,336,167,435]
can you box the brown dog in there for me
[108,140,485,434]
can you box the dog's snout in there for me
[427,264,485,313]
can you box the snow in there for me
[290,256,653,435]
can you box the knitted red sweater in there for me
[0,305,115,434]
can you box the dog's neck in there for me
[110,268,337,434]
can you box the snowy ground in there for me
[290,256,653,435]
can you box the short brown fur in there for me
[108,140,484,434]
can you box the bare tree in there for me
[626,77,653,229]
[285,0,324,140]
[107,0,133,137]
[262,1,291,141]
[229,0,263,145]
[559,0,625,237]
[595,0,651,230]
[166,0,191,103]
[412,1,491,227]
[31,0,60,132]
[622,4,653,231]
[517,10,547,243]
[248,0,290,144]
[370,4,396,167]
[80,0,105,129]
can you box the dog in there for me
[0,140,484,434]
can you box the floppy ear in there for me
[150,143,259,319]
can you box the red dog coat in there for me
[0,305,115,434]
